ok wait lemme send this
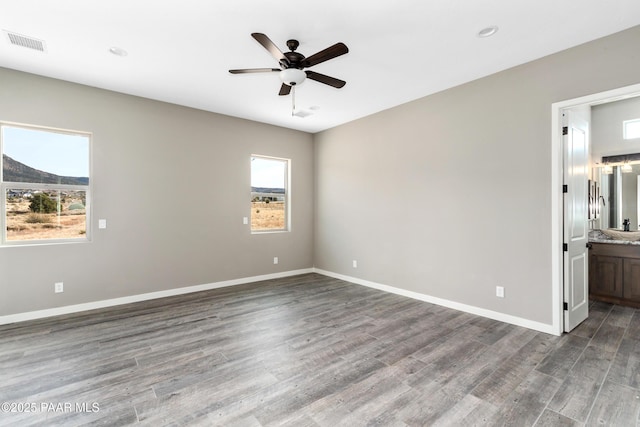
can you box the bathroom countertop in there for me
[589,229,640,245]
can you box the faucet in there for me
[623,218,631,231]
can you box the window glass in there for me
[1,124,90,244]
[3,126,89,184]
[5,188,87,241]
[251,156,288,232]
[623,119,640,140]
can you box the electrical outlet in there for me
[243,217,248,225]
[496,286,505,298]
[98,219,107,229]
[352,260,358,268]
[273,257,279,265]
[54,282,64,293]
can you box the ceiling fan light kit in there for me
[280,68,306,86]
[229,33,348,100]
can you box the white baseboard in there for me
[0,268,314,326]
[313,268,558,336]
[1,268,558,336]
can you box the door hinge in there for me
[562,126,568,135]
[563,302,568,311]
[563,185,568,193]
[563,243,568,252]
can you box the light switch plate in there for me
[98,219,107,229]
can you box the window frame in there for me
[250,154,290,234]
[1,121,92,246]
[623,118,640,140]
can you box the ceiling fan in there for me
[229,33,349,96]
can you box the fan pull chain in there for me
[291,85,296,116]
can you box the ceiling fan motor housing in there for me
[283,52,305,67]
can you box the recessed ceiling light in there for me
[477,26,499,38]
[109,46,128,57]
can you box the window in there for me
[623,118,640,140]
[1,123,91,244]
[251,155,289,232]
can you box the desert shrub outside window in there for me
[251,155,289,232]
[1,123,91,245]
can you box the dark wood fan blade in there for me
[251,33,289,67]
[229,68,280,74]
[305,71,346,88]
[279,83,292,96]
[303,42,348,68]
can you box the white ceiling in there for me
[1,1,640,134]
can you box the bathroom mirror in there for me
[595,164,640,231]
[590,96,640,231]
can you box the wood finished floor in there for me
[1,273,639,426]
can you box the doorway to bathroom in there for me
[552,82,640,334]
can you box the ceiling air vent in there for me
[4,31,46,52]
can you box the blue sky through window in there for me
[251,156,286,189]
[2,126,89,178]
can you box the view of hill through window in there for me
[1,125,90,243]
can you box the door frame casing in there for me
[551,82,640,335]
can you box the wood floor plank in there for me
[623,310,640,340]
[254,356,388,425]
[431,394,499,427]
[570,303,612,340]
[1,273,639,426]
[303,365,413,425]
[533,409,582,426]
[547,345,615,422]
[605,304,635,329]
[0,357,138,401]
[471,318,519,346]
[135,362,280,425]
[585,380,640,426]
[548,375,603,423]
[535,335,591,379]
[373,326,453,365]
[485,370,563,426]
[607,337,640,389]
[406,338,489,387]
[588,321,625,353]
[471,334,555,405]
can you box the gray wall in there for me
[592,96,640,160]
[0,68,314,316]
[313,26,640,326]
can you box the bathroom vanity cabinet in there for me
[589,242,640,307]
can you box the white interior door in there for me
[563,107,590,332]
